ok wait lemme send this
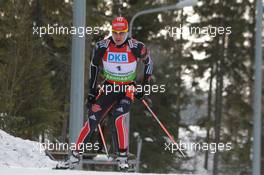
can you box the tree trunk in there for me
[204,65,214,169]
[213,32,225,175]
[175,9,184,139]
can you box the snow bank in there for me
[0,129,57,168]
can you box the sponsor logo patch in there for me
[116,107,124,113]
[107,52,128,63]
[89,115,96,120]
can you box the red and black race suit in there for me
[76,37,153,153]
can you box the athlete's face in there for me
[112,31,127,45]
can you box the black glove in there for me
[134,91,145,100]
[85,93,96,109]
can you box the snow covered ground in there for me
[1,167,182,175]
[0,129,57,168]
[0,129,185,174]
[0,127,211,174]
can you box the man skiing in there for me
[63,16,153,170]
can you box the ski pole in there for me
[141,99,186,157]
[87,87,110,157]
[94,88,110,157]
[98,124,109,157]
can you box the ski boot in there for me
[116,152,129,172]
[55,151,80,169]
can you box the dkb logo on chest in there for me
[107,52,128,63]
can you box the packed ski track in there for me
[2,167,190,175]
